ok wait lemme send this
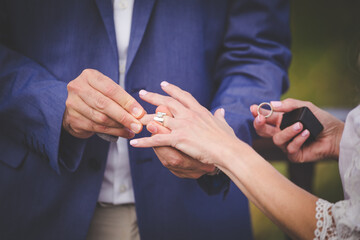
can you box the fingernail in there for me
[130,123,142,133]
[270,101,282,108]
[255,115,261,123]
[139,90,147,96]
[219,108,225,117]
[301,129,310,137]
[127,129,135,138]
[293,122,301,131]
[132,107,143,118]
[147,124,157,134]
[130,139,138,146]
[161,81,169,87]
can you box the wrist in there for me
[330,122,345,159]
[215,137,250,171]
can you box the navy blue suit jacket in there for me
[0,0,291,239]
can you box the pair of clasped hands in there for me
[63,69,344,179]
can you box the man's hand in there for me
[63,69,146,139]
[147,106,216,179]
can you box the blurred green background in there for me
[250,1,360,239]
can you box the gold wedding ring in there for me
[257,102,273,118]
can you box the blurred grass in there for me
[284,0,360,107]
[250,1,360,239]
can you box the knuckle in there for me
[162,160,170,168]
[287,145,296,155]
[167,98,177,107]
[285,98,298,107]
[71,127,82,135]
[184,91,192,98]
[70,122,82,133]
[95,124,109,133]
[153,136,162,145]
[82,68,97,76]
[72,125,89,135]
[87,122,97,131]
[64,114,74,126]
[123,98,135,110]
[201,106,211,115]
[103,84,118,98]
[65,99,74,109]
[176,133,188,145]
[93,111,109,124]
[272,135,282,146]
[116,113,127,125]
[95,96,107,110]
[169,156,182,168]
[187,111,197,120]
[67,81,79,93]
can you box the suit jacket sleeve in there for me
[0,45,85,173]
[0,45,86,174]
[198,0,291,195]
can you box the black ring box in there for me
[280,107,324,142]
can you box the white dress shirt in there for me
[98,0,135,204]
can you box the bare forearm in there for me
[218,140,318,239]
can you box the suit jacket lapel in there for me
[94,0,118,61]
[126,0,157,73]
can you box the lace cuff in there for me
[314,198,337,240]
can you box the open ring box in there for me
[280,107,324,142]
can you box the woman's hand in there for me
[250,98,345,162]
[146,106,218,178]
[130,81,239,168]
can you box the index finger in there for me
[138,90,186,117]
[250,104,283,127]
[270,98,308,113]
[160,81,205,113]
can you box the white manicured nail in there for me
[256,115,262,123]
[139,90,147,96]
[293,122,301,131]
[161,81,169,87]
[270,101,282,108]
[220,108,225,117]
[130,123,142,133]
[301,129,310,137]
[132,107,142,117]
[130,140,138,146]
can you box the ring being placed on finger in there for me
[154,112,166,125]
[257,102,273,118]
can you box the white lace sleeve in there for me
[314,197,360,240]
[314,198,336,240]
[314,106,360,240]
